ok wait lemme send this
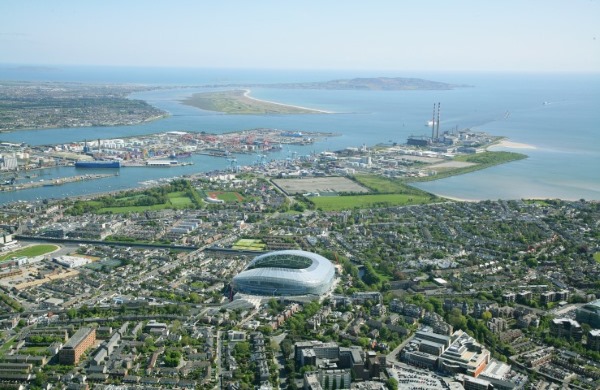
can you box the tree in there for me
[362,262,382,286]
[300,365,315,375]
[481,311,492,321]
[428,297,443,314]
[66,308,77,319]
[32,371,48,388]
[447,308,467,330]
[163,349,181,367]
[188,292,200,303]
[582,323,592,334]
[357,337,371,348]
[386,378,398,390]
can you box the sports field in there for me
[0,244,59,262]
[272,176,369,195]
[207,191,244,202]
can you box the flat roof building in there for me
[549,318,583,341]
[59,327,96,365]
[438,330,490,377]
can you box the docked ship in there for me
[169,152,192,159]
[75,160,121,168]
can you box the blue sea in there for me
[0,65,599,203]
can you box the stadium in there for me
[231,250,335,297]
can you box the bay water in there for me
[0,67,598,203]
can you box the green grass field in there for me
[20,346,49,356]
[594,252,600,263]
[407,151,527,183]
[99,203,173,214]
[311,193,434,211]
[353,174,429,195]
[232,239,266,251]
[0,244,59,262]
[168,191,194,206]
[453,151,526,164]
[303,174,441,211]
[98,191,195,213]
[0,336,16,357]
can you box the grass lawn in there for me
[0,336,16,357]
[307,174,441,211]
[20,346,49,356]
[453,151,525,164]
[99,203,172,214]
[408,151,527,183]
[168,191,193,207]
[0,244,59,262]
[594,252,600,263]
[167,191,188,198]
[115,194,144,202]
[233,239,266,250]
[311,193,433,211]
[353,174,428,195]
[98,191,194,213]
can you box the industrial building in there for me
[53,255,91,268]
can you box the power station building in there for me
[232,250,335,297]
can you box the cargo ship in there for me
[75,160,121,168]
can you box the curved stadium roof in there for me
[231,250,335,296]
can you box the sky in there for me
[1,0,599,72]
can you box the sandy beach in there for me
[490,140,537,150]
[440,195,479,202]
[243,89,334,114]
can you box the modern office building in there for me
[550,318,583,341]
[587,329,600,351]
[438,330,490,377]
[232,250,335,296]
[576,299,600,328]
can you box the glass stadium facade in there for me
[232,250,336,296]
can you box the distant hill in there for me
[249,77,470,91]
